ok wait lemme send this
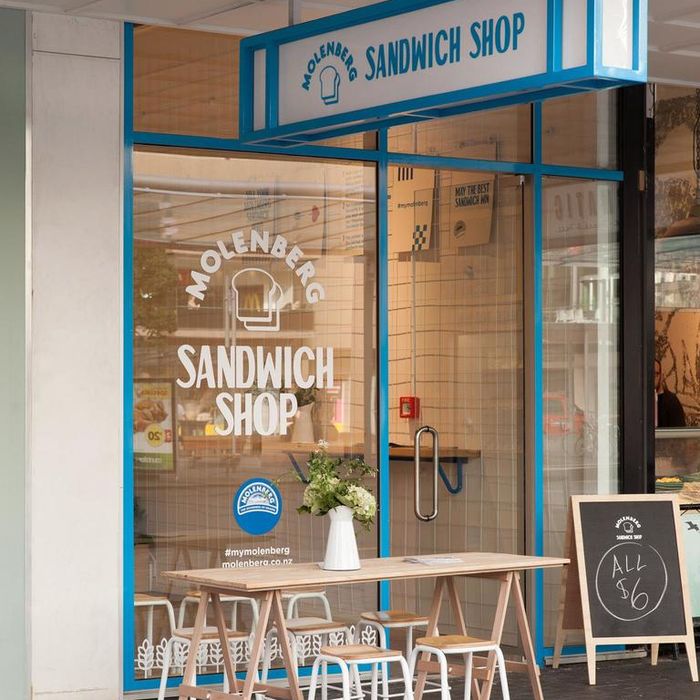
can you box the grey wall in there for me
[0,8,27,700]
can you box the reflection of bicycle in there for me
[574,418,620,458]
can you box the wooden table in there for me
[163,552,567,700]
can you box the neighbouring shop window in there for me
[653,84,700,504]
[542,177,621,645]
[130,146,378,680]
[133,26,242,138]
[542,91,618,169]
[387,104,531,162]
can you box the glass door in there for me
[387,166,526,647]
[129,147,378,683]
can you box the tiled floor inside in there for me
[160,655,698,699]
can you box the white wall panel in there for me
[32,12,120,58]
[30,13,122,700]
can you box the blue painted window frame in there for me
[123,21,624,693]
[237,0,647,144]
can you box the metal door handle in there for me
[414,425,439,522]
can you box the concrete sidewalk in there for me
[470,655,697,698]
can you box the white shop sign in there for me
[279,0,547,125]
[240,0,646,143]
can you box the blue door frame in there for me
[122,22,624,693]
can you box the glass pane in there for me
[387,166,525,648]
[388,105,531,162]
[131,147,377,680]
[542,91,618,169]
[653,84,700,500]
[134,26,241,138]
[542,177,620,645]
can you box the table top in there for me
[163,552,568,593]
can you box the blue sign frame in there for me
[239,0,647,145]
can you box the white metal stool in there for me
[282,587,332,620]
[261,616,353,685]
[157,626,250,700]
[178,589,260,631]
[409,635,510,700]
[134,593,176,646]
[309,644,414,700]
[356,611,430,698]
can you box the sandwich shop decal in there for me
[178,228,332,536]
[177,228,332,439]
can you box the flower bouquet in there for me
[294,440,377,570]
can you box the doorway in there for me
[386,166,526,647]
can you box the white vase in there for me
[292,403,315,443]
[322,505,361,571]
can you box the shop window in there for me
[541,177,621,645]
[130,146,377,681]
[133,26,241,138]
[653,84,700,503]
[387,104,531,162]
[542,91,618,169]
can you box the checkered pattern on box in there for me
[412,224,429,251]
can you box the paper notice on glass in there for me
[403,556,462,566]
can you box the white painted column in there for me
[29,13,123,700]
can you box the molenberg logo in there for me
[615,515,643,541]
[296,13,527,104]
[234,478,283,535]
[179,229,334,438]
[301,39,358,105]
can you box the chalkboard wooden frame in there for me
[552,494,698,685]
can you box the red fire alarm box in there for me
[399,396,420,419]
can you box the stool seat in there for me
[320,644,402,661]
[285,616,348,633]
[135,593,170,603]
[361,610,429,626]
[416,634,496,649]
[282,586,325,596]
[174,626,248,641]
[184,589,249,600]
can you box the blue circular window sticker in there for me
[233,478,282,535]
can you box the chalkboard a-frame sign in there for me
[553,495,698,685]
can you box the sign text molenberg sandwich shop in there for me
[240,0,647,142]
[177,229,333,437]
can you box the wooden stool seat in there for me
[416,634,495,649]
[134,592,169,603]
[174,626,248,641]
[282,586,326,595]
[361,610,429,626]
[184,589,247,601]
[310,644,415,699]
[320,644,401,661]
[320,643,402,661]
[284,616,348,634]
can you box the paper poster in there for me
[445,171,495,248]
[388,166,435,254]
[133,381,175,471]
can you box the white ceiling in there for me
[1,0,700,86]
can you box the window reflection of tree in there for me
[656,309,700,427]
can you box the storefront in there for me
[123,1,647,693]
[8,1,700,699]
